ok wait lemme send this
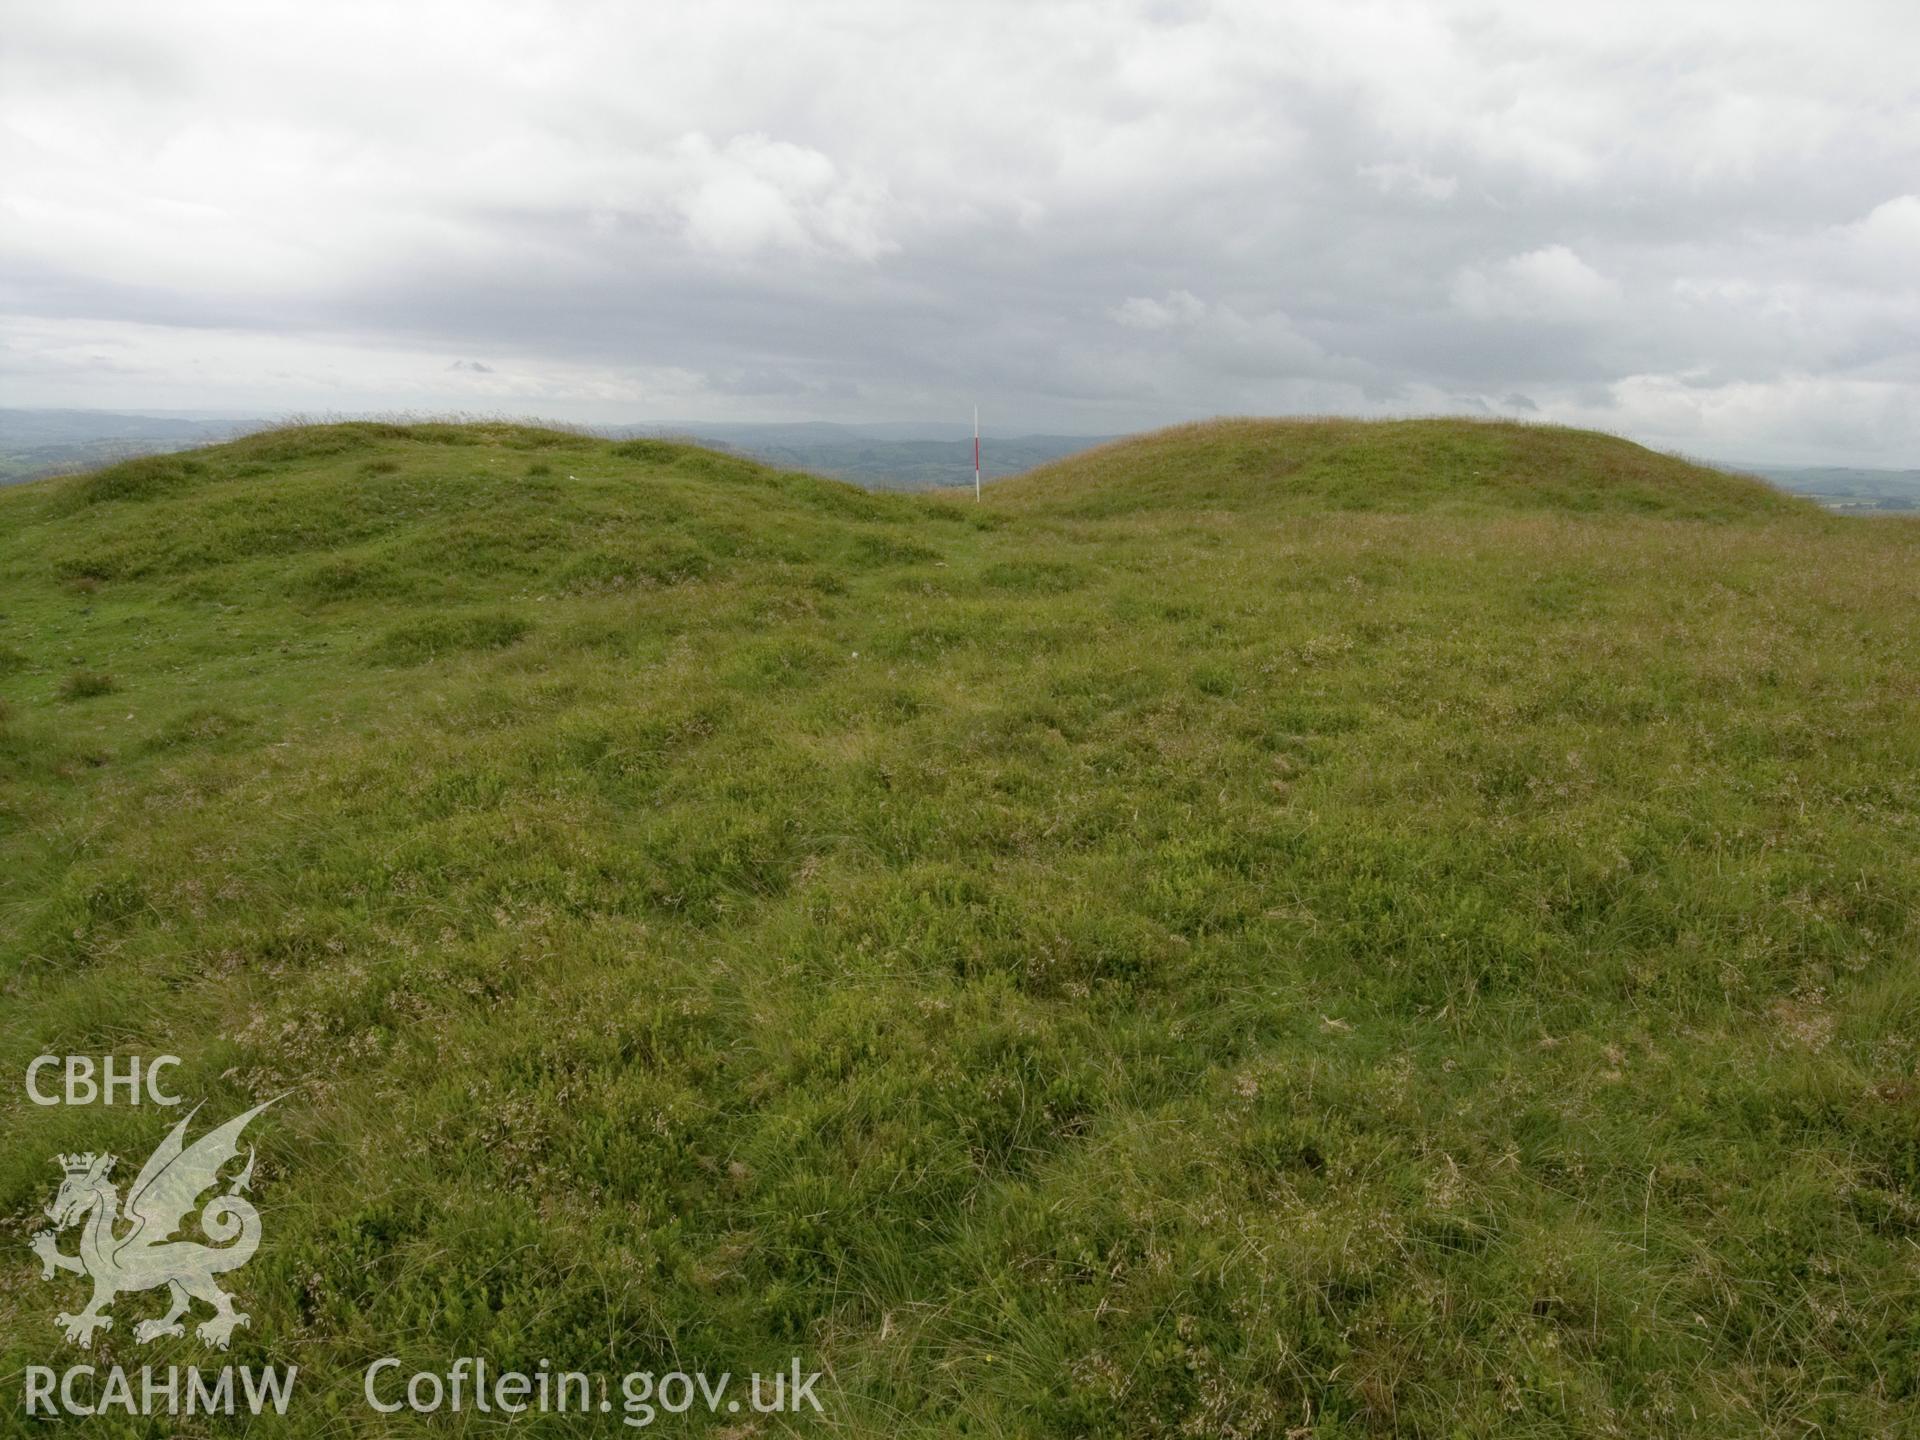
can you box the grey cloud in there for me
[0,2,1916,461]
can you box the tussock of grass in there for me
[56,669,116,700]
[0,419,1916,1436]
[366,611,533,666]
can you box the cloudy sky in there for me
[3,1,1917,463]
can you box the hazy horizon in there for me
[11,404,1920,494]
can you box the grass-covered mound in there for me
[994,416,1797,520]
[2,420,1918,1437]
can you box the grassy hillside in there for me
[2,418,1918,1437]
[995,417,1798,519]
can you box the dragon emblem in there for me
[29,1098,277,1350]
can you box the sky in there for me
[2,0,1917,464]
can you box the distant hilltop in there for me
[1736,463,1920,513]
[614,421,1117,491]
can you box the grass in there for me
[1,417,1918,1436]
[55,670,116,701]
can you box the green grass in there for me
[2,417,1918,1436]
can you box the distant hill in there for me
[619,420,1113,490]
[1734,462,1920,513]
[0,407,255,485]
